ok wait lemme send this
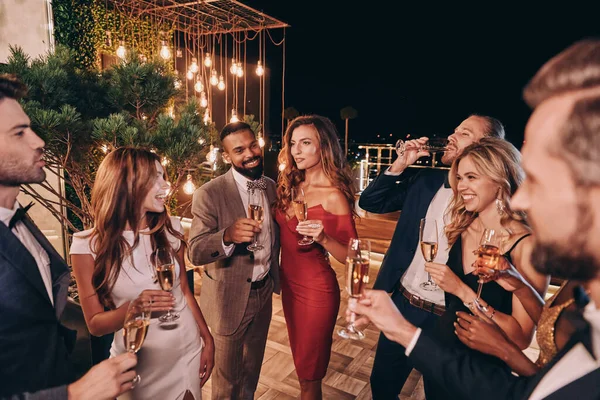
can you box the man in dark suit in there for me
[358,114,505,399]
[350,38,600,400]
[188,122,280,399]
[0,74,137,400]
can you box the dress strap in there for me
[505,233,532,255]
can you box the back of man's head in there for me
[0,74,27,102]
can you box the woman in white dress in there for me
[70,147,214,400]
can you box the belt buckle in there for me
[409,294,423,309]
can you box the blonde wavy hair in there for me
[275,115,356,216]
[445,137,529,247]
[88,147,183,308]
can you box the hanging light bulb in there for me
[100,144,109,154]
[186,70,194,80]
[258,135,265,148]
[203,109,210,124]
[183,173,196,195]
[217,75,225,91]
[210,69,218,86]
[161,157,169,166]
[194,79,204,93]
[230,58,237,74]
[189,57,199,73]
[204,53,212,67]
[278,162,286,171]
[207,145,217,163]
[236,62,243,77]
[230,109,239,123]
[116,40,126,59]
[198,137,206,145]
[159,41,171,60]
[256,60,264,76]
[200,92,208,108]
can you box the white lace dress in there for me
[70,217,203,400]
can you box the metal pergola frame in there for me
[106,0,289,35]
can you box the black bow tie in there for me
[9,202,34,230]
[247,177,267,192]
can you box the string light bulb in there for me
[278,162,286,171]
[236,62,243,77]
[183,174,196,195]
[203,109,210,124]
[258,135,265,148]
[116,41,126,59]
[186,70,194,80]
[210,69,218,86]
[230,58,237,74]
[189,57,199,73]
[161,157,169,166]
[217,75,225,91]
[200,92,208,108]
[100,144,109,154]
[204,53,212,67]
[159,41,171,60]
[230,109,239,123]
[256,60,264,76]
[198,137,206,145]
[194,79,204,93]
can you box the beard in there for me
[0,158,46,187]
[530,199,600,281]
[232,156,264,180]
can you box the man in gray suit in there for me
[0,74,137,400]
[189,121,280,400]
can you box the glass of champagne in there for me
[475,228,502,302]
[338,238,371,340]
[123,296,150,386]
[419,218,439,291]
[292,187,314,246]
[247,188,265,251]
[396,137,449,156]
[154,247,180,323]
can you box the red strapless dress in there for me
[275,204,357,380]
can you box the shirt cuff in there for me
[384,167,402,176]
[222,240,235,256]
[404,327,422,356]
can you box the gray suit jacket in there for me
[188,169,280,336]
[0,215,73,399]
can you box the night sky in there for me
[242,1,600,147]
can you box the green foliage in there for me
[0,45,215,231]
[52,0,97,69]
[340,106,358,120]
[243,114,263,136]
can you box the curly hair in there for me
[445,137,529,247]
[275,115,356,216]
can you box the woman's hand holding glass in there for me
[137,289,175,313]
[424,262,468,297]
[123,296,151,387]
[296,220,325,243]
[473,255,528,293]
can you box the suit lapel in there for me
[223,169,246,219]
[0,221,53,306]
[22,217,70,317]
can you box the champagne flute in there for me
[419,218,439,291]
[247,188,265,251]
[292,187,314,246]
[123,296,150,386]
[338,238,371,340]
[475,228,502,302]
[154,247,180,323]
[395,137,449,156]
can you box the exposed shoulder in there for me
[322,189,351,216]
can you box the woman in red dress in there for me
[274,115,358,399]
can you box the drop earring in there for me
[496,198,506,216]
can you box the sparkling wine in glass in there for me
[475,229,502,302]
[247,188,265,251]
[395,137,449,156]
[123,296,150,386]
[419,218,439,291]
[292,187,314,246]
[338,238,371,340]
[154,248,180,323]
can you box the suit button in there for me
[211,251,219,258]
[247,278,252,283]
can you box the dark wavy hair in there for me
[275,115,356,216]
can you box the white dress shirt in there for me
[385,167,452,305]
[0,201,54,305]
[221,168,272,282]
[529,301,600,399]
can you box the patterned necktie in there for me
[9,202,34,229]
[247,176,267,192]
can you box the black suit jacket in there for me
[408,328,600,400]
[359,168,448,292]
[0,217,73,397]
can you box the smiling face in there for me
[290,124,321,171]
[455,155,499,214]
[141,161,170,214]
[221,129,263,180]
[442,115,488,164]
[0,98,46,187]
